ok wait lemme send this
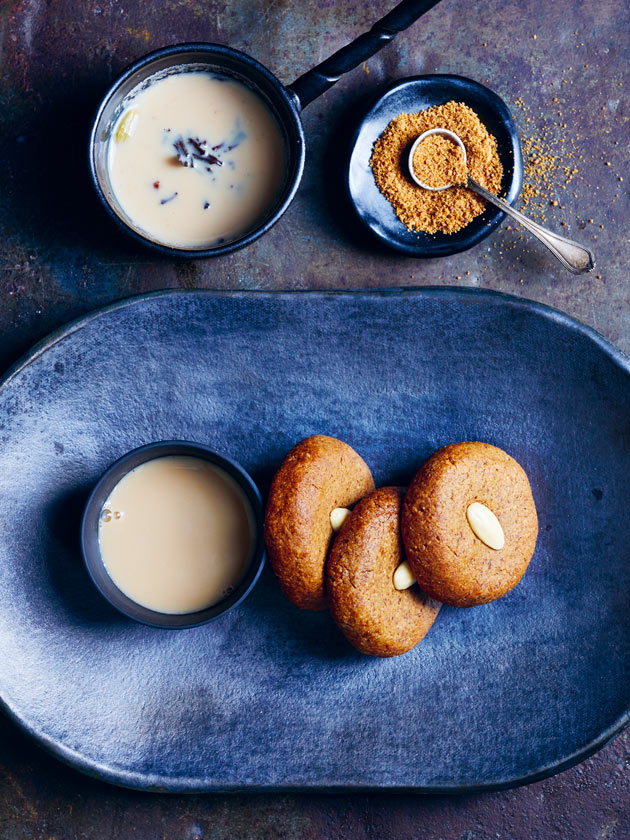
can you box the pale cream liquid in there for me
[107,70,286,248]
[98,456,255,614]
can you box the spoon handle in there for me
[288,0,443,110]
[468,177,595,274]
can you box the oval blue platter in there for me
[0,288,627,793]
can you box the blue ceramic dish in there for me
[0,289,627,793]
[347,75,523,256]
[81,440,266,629]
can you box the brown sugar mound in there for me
[412,133,467,189]
[370,101,503,235]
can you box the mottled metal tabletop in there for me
[0,0,628,837]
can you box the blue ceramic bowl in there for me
[81,441,266,629]
[347,74,523,257]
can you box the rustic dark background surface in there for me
[0,0,628,837]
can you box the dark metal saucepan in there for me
[89,0,443,257]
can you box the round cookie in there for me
[327,487,441,656]
[402,442,538,607]
[265,435,375,611]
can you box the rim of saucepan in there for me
[346,73,523,258]
[88,42,305,258]
[80,440,266,628]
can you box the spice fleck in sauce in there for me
[107,70,286,249]
[98,456,255,614]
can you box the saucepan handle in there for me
[287,0,443,110]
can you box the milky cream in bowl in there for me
[81,442,265,628]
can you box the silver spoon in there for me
[408,128,595,274]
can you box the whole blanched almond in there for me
[330,507,351,532]
[393,560,416,590]
[466,502,505,550]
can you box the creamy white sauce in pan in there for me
[107,70,286,249]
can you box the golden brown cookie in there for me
[327,487,441,656]
[402,442,538,607]
[265,435,375,610]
